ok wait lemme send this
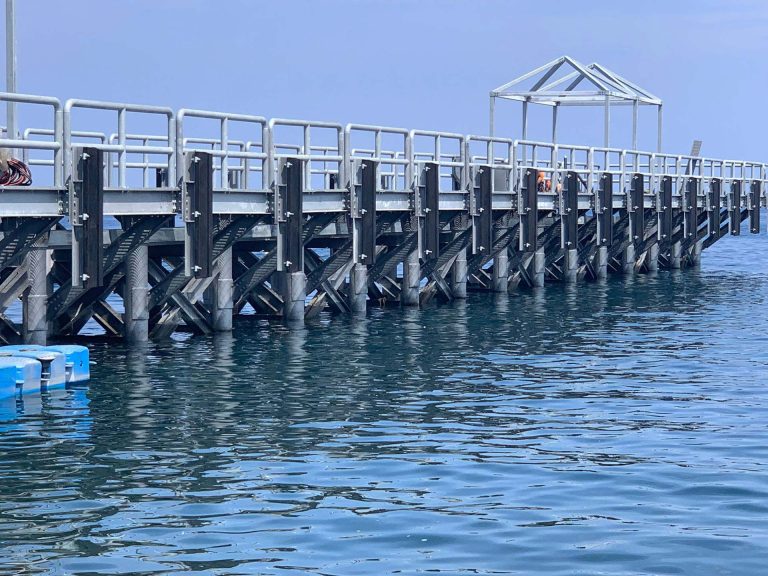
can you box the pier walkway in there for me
[0,78,764,343]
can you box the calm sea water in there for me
[1,232,767,575]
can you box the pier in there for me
[0,57,764,344]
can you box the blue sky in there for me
[3,0,767,159]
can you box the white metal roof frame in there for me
[489,56,663,151]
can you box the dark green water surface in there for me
[1,234,767,575]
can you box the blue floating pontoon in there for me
[43,345,90,383]
[0,346,67,390]
[0,345,90,400]
[0,355,43,397]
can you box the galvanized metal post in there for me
[690,241,702,267]
[521,101,528,140]
[5,0,17,142]
[451,248,468,298]
[657,104,663,153]
[603,93,610,148]
[622,245,636,274]
[648,243,659,272]
[211,247,234,331]
[596,245,608,279]
[401,250,420,306]
[564,249,579,282]
[277,157,306,323]
[552,104,558,144]
[632,100,638,150]
[492,246,509,292]
[489,95,495,137]
[282,271,306,323]
[670,241,682,269]
[124,245,149,342]
[23,241,47,345]
[349,263,368,314]
[533,248,545,287]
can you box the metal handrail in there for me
[177,109,268,191]
[0,92,63,186]
[346,124,412,192]
[268,119,345,191]
[64,98,175,188]
[0,91,761,209]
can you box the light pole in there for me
[5,0,16,140]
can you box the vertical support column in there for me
[184,151,214,278]
[451,248,468,298]
[597,173,613,249]
[729,181,742,236]
[624,172,643,274]
[630,173,645,249]
[282,271,306,322]
[349,263,368,315]
[708,178,722,239]
[23,242,48,345]
[492,245,509,292]
[211,247,234,331]
[622,244,636,274]
[401,250,420,306]
[689,241,702,268]
[71,147,105,288]
[277,157,305,323]
[562,171,579,282]
[348,158,376,314]
[124,244,149,343]
[597,172,612,279]
[564,249,579,282]
[596,245,608,279]
[520,168,538,252]
[533,248,545,287]
[647,243,659,272]
[5,0,17,143]
[684,177,699,246]
[423,162,440,261]
[670,241,682,269]
[749,180,761,234]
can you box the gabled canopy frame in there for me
[490,56,663,151]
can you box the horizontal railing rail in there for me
[177,109,268,191]
[64,99,175,188]
[0,91,763,215]
[0,92,63,186]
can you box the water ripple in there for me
[0,234,767,575]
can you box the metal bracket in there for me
[183,151,213,278]
[475,165,492,255]
[561,171,578,249]
[630,173,644,246]
[423,162,440,261]
[730,180,742,236]
[598,172,613,247]
[707,178,721,239]
[749,180,761,234]
[277,157,304,272]
[70,146,104,288]
[659,176,673,242]
[356,158,377,265]
[520,168,538,252]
